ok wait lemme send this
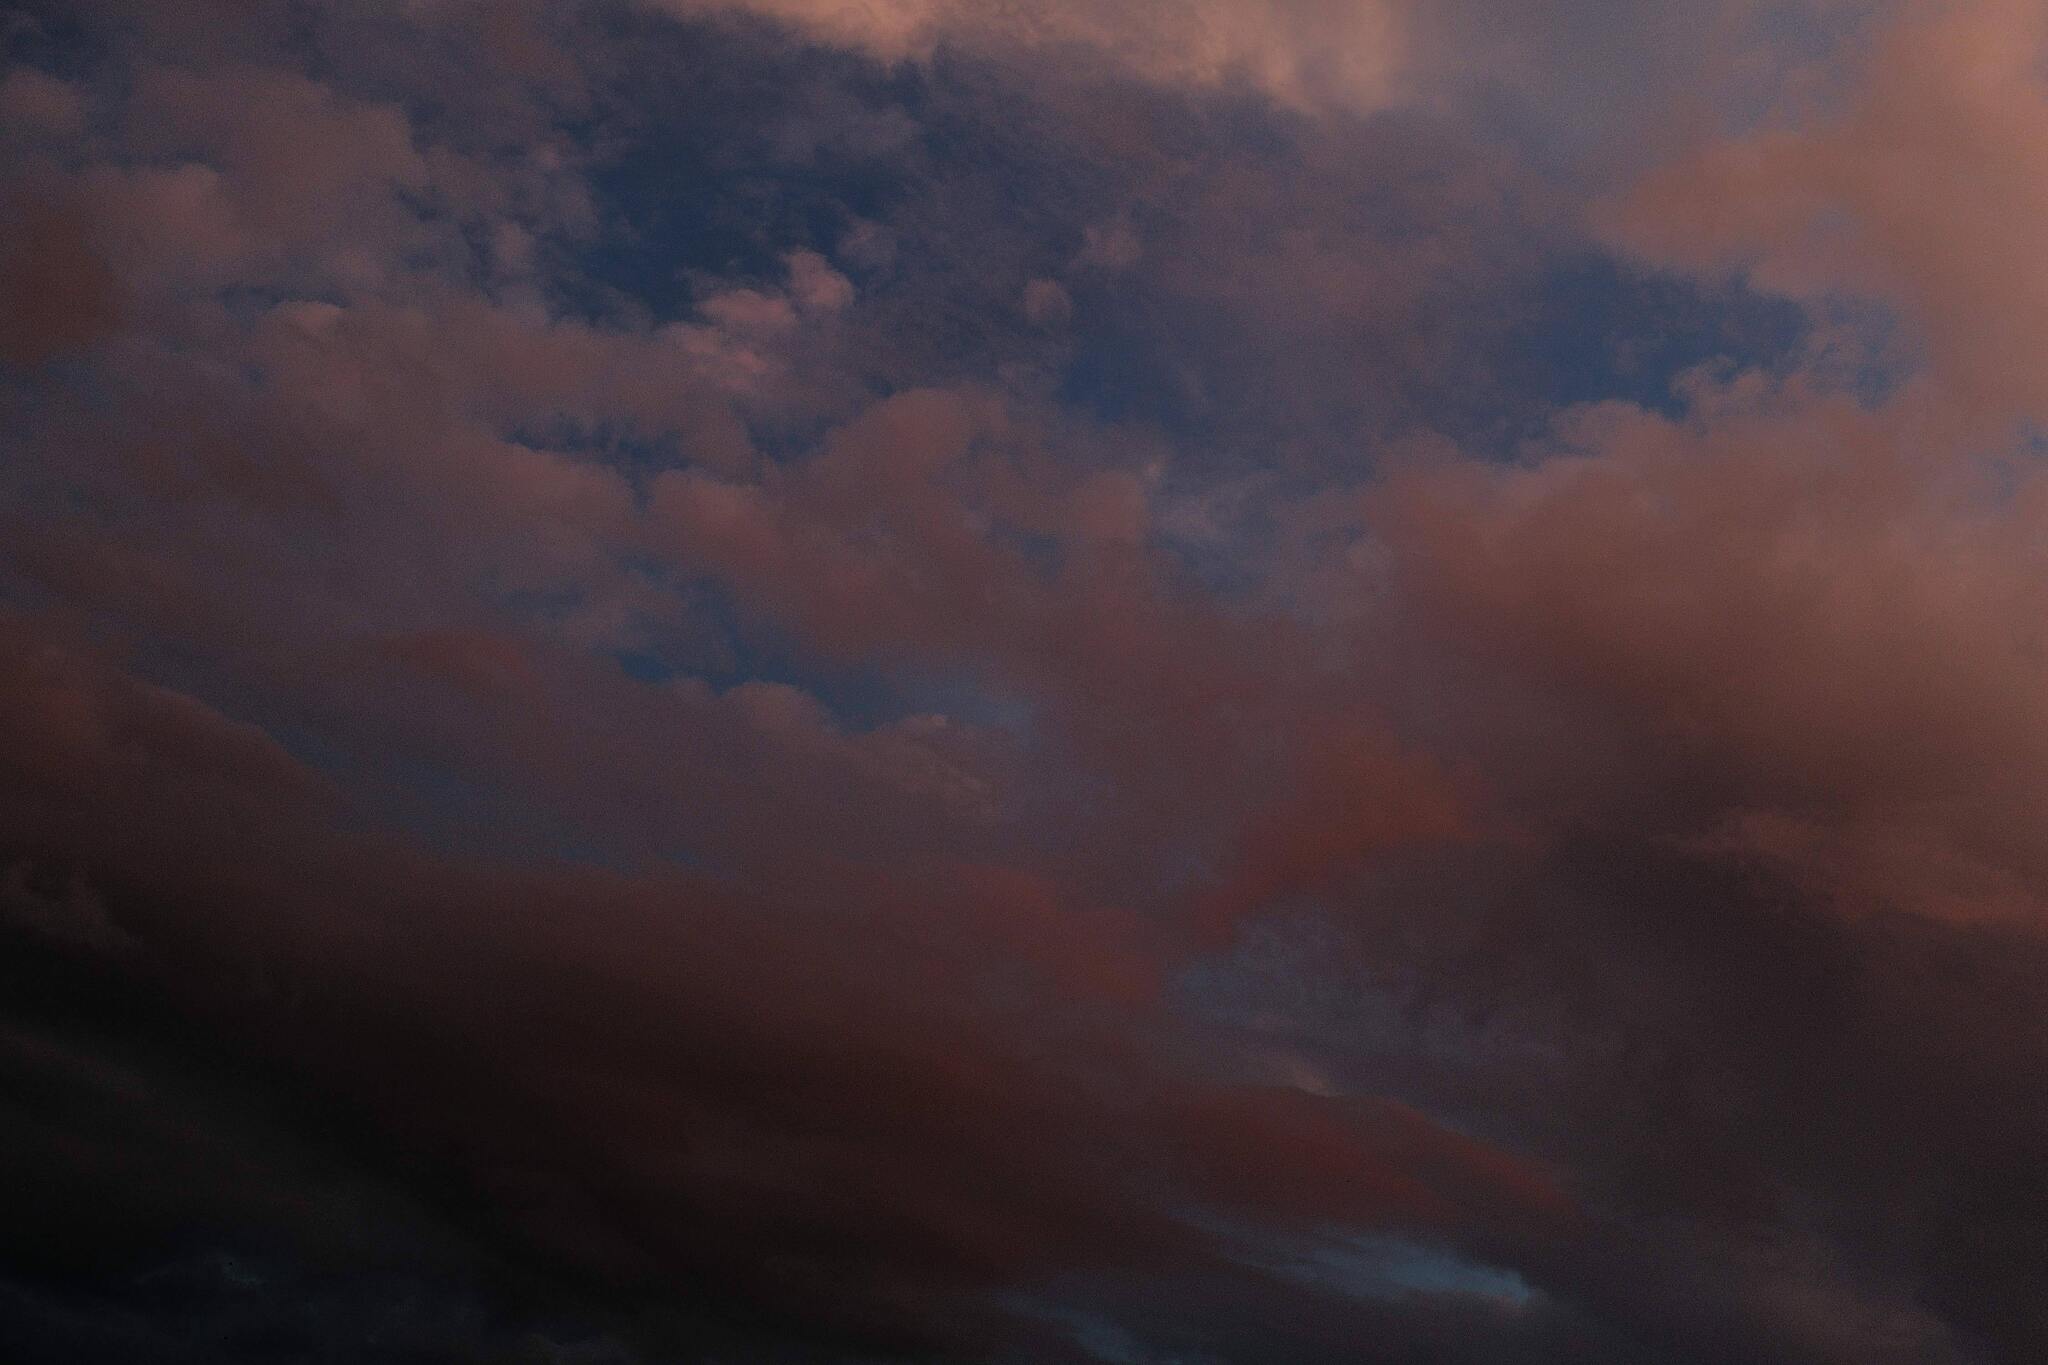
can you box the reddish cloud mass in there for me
[6,2,2048,1362]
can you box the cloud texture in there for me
[4,0,2047,1361]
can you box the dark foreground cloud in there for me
[4,0,2047,1361]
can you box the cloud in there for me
[0,193,124,366]
[657,0,1412,113]
[0,612,1565,1359]
[0,66,84,138]
[12,0,2048,1361]
[1607,0,2048,424]
[1374,382,2048,929]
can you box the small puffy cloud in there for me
[785,248,855,312]
[0,66,85,138]
[1022,276,1073,326]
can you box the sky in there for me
[4,0,2048,1361]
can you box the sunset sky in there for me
[6,1,2048,1361]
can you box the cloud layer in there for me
[5,0,2047,1361]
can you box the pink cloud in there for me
[1375,382,2048,928]
[657,0,1413,113]
[1608,0,2048,425]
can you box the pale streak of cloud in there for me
[653,0,1411,113]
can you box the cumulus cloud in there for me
[1607,0,2048,423]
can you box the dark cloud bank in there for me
[4,1,2047,1361]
